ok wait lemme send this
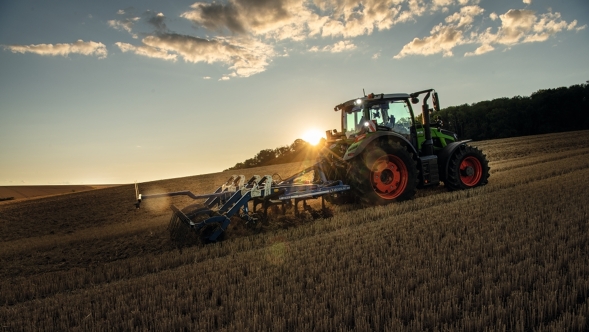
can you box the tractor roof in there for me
[334,93,410,112]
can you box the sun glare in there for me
[302,129,324,146]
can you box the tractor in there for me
[135,88,490,242]
[321,88,490,205]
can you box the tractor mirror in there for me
[411,97,419,104]
[432,92,440,111]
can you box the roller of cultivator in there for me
[135,166,350,243]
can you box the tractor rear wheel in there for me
[348,141,418,206]
[445,144,490,190]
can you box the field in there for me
[1,130,588,331]
[0,185,117,202]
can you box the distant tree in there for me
[225,138,316,171]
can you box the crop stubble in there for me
[1,130,588,331]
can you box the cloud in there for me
[432,0,454,9]
[308,40,356,53]
[3,40,107,58]
[478,10,580,46]
[147,12,167,32]
[395,6,580,58]
[444,5,484,28]
[117,33,273,77]
[108,16,140,38]
[3,0,582,80]
[180,0,442,40]
[203,76,211,79]
[317,0,405,38]
[115,42,177,61]
[394,25,465,58]
[110,1,583,75]
[181,0,306,36]
[464,43,494,56]
[328,40,357,52]
[395,5,483,58]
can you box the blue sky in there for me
[1,0,587,185]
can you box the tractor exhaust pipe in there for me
[422,91,434,156]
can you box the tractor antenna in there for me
[363,89,366,97]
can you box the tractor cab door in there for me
[343,106,365,138]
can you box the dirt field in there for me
[1,130,588,331]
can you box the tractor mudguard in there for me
[343,132,418,161]
[436,139,472,181]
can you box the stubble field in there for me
[1,130,588,331]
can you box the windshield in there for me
[368,100,413,135]
[343,99,413,138]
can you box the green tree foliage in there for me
[437,83,589,140]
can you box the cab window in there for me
[368,100,412,135]
[344,107,364,137]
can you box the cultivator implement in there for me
[135,165,349,242]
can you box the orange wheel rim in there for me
[370,154,408,199]
[459,156,482,186]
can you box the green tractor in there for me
[322,88,490,205]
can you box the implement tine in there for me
[168,205,195,244]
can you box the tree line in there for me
[226,83,589,170]
[225,138,319,171]
[436,82,589,141]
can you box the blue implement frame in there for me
[136,164,350,242]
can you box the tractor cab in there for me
[331,90,458,156]
[342,97,413,139]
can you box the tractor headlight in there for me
[355,99,362,105]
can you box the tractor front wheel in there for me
[348,142,418,206]
[445,144,490,190]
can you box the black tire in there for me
[445,144,490,190]
[347,141,418,206]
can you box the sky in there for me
[1,0,588,185]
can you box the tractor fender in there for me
[343,132,418,161]
[437,139,472,181]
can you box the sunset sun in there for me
[302,129,324,146]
